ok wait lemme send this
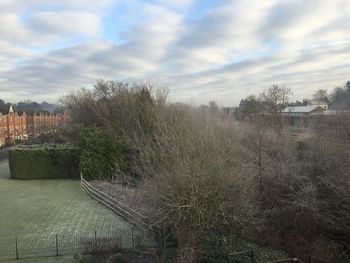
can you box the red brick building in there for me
[0,105,68,147]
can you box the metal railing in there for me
[0,176,156,261]
[81,176,332,263]
[81,174,150,231]
[0,228,150,260]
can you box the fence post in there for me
[55,234,59,256]
[15,238,18,260]
[308,255,311,263]
[94,231,97,249]
[131,227,135,247]
[250,250,254,263]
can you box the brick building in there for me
[0,105,68,147]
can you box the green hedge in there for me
[9,145,80,179]
[79,126,127,181]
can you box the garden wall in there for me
[9,145,80,179]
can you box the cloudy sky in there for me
[0,0,349,105]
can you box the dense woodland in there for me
[61,80,350,263]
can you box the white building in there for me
[311,98,329,109]
[281,105,325,117]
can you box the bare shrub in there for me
[243,114,350,259]
[120,103,254,261]
[63,80,350,261]
[83,237,122,256]
[91,180,153,216]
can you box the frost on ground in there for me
[0,160,131,258]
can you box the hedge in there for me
[79,126,127,181]
[9,145,80,179]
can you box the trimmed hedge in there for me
[79,126,127,181]
[9,145,80,179]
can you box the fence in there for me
[81,174,150,231]
[0,227,153,260]
[81,175,331,263]
[81,176,327,263]
[0,176,155,261]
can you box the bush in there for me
[9,144,80,179]
[79,126,127,181]
[199,231,288,263]
[83,237,122,256]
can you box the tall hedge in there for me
[9,145,80,179]
[79,126,127,181]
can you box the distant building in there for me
[311,98,329,109]
[281,105,325,117]
[0,105,68,147]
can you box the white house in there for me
[281,105,325,117]
[311,98,329,109]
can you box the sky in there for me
[0,0,349,106]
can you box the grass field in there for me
[0,160,131,260]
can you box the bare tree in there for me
[261,85,292,130]
[125,104,253,262]
[312,89,328,99]
[62,80,350,261]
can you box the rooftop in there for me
[282,105,321,113]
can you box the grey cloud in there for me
[258,1,318,41]
[177,10,231,49]
[26,11,101,37]
[1,0,350,105]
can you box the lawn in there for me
[0,160,132,260]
